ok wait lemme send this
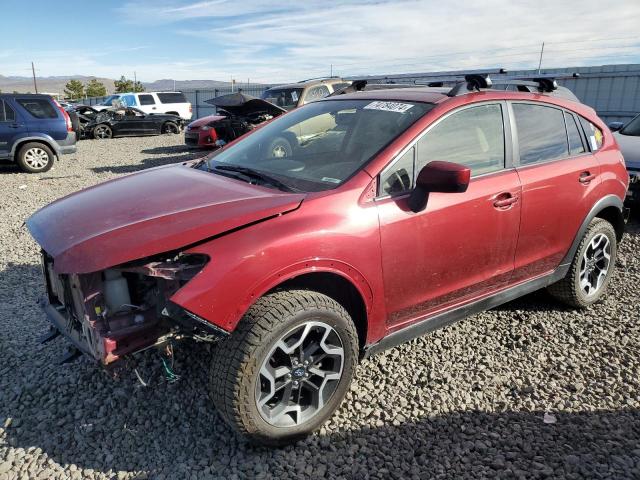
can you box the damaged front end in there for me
[40,251,226,365]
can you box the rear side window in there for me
[138,94,155,105]
[416,103,505,176]
[16,98,58,119]
[0,100,16,122]
[304,85,330,103]
[579,117,604,151]
[565,112,586,155]
[512,103,568,165]
[157,92,187,104]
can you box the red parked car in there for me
[27,76,629,445]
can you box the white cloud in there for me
[5,0,640,82]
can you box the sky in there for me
[1,0,640,83]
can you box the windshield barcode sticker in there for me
[364,101,414,113]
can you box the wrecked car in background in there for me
[184,92,286,149]
[86,107,183,139]
[261,77,351,110]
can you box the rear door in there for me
[376,102,522,330]
[510,102,600,282]
[137,94,157,115]
[15,97,65,140]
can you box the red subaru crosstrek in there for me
[27,77,629,445]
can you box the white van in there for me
[93,92,192,120]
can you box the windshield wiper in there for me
[213,165,299,192]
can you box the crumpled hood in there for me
[188,115,226,128]
[614,132,640,170]
[27,164,305,274]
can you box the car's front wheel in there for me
[93,124,112,139]
[16,142,54,173]
[547,217,617,308]
[209,290,358,446]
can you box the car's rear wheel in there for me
[93,124,112,139]
[162,121,180,134]
[16,142,54,173]
[547,217,617,308]
[209,290,358,446]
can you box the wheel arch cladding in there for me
[13,137,57,158]
[595,205,625,242]
[561,194,625,267]
[266,271,368,353]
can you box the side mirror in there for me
[409,161,471,212]
[608,122,624,132]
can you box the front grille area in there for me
[185,133,199,145]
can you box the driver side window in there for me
[416,104,505,176]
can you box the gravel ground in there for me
[1,134,639,480]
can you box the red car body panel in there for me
[27,164,304,274]
[27,87,629,357]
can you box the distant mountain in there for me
[0,75,116,95]
[0,75,264,96]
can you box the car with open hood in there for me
[27,74,628,445]
[184,92,286,150]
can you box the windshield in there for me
[197,99,433,192]
[99,95,120,106]
[620,114,640,136]
[261,88,304,110]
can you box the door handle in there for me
[579,171,596,184]
[493,193,518,209]
[9,123,22,129]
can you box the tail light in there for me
[53,99,73,132]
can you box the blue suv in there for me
[0,94,77,173]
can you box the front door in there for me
[0,100,23,158]
[375,102,522,330]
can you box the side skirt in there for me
[363,265,568,358]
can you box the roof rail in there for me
[296,76,340,83]
[504,72,580,92]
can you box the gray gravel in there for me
[1,134,639,479]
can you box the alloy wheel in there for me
[579,233,611,296]
[23,148,49,169]
[256,321,344,427]
[94,126,110,139]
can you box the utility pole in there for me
[537,42,545,74]
[330,64,333,77]
[31,62,38,93]
[134,71,137,91]
[173,79,176,91]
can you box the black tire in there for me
[16,142,54,173]
[267,137,292,158]
[93,124,112,139]
[547,218,617,308]
[162,121,180,134]
[209,290,358,446]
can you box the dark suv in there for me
[0,94,76,172]
[28,77,628,445]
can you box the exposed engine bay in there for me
[41,251,224,365]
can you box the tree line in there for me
[64,75,145,99]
